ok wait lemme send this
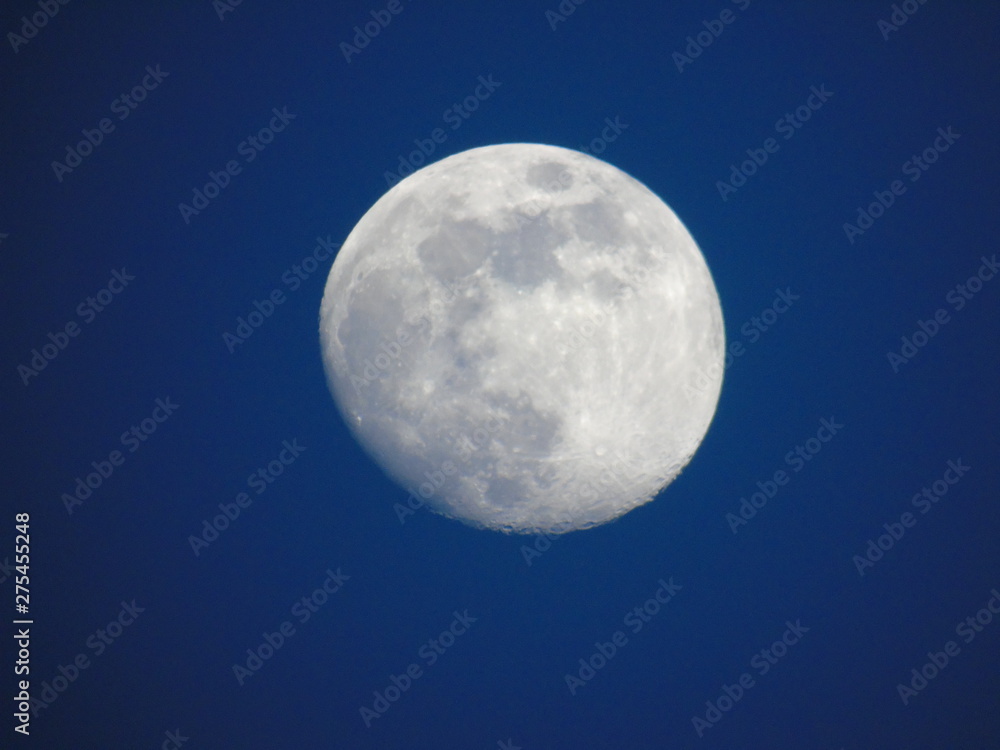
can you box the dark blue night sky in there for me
[3,1,999,748]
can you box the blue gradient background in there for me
[2,1,999,748]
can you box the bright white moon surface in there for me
[319,143,724,534]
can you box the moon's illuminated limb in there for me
[320,143,724,533]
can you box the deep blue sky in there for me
[3,1,999,748]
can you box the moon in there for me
[319,143,724,534]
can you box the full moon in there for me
[319,143,724,534]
